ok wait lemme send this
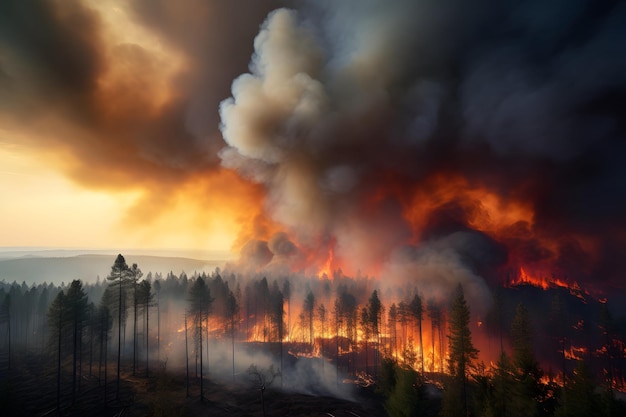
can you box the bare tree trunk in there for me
[133,290,137,377]
[418,317,424,375]
[145,302,149,377]
[56,315,62,411]
[104,324,108,406]
[200,313,204,402]
[185,314,190,398]
[72,318,78,405]
[157,294,160,362]
[116,278,122,402]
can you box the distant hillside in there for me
[0,254,227,285]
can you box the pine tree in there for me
[360,307,371,374]
[555,360,602,417]
[188,277,213,401]
[106,254,131,402]
[226,289,239,383]
[137,280,153,376]
[409,293,424,375]
[442,284,478,417]
[368,290,382,376]
[48,290,69,411]
[510,303,544,417]
[304,291,316,352]
[65,280,89,405]
[129,263,143,376]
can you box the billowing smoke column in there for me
[220,0,626,303]
[1,1,624,299]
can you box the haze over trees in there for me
[0,254,626,416]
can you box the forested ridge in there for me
[1,254,626,416]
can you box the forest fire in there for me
[508,267,572,291]
[1,0,625,415]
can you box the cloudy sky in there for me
[1,1,625,289]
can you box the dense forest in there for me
[1,254,626,416]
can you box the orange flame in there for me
[508,267,579,292]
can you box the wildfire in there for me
[508,268,574,292]
[318,246,335,279]
[563,345,588,361]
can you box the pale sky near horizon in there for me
[0,133,238,252]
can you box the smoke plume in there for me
[219,0,626,297]
[1,0,625,295]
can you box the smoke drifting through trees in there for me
[0,251,626,416]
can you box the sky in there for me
[1,1,625,292]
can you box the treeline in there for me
[382,296,626,417]
[2,254,626,416]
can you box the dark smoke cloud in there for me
[1,1,624,291]
[220,1,626,291]
[0,0,284,197]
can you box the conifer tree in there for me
[48,290,68,411]
[129,263,143,376]
[106,254,131,402]
[368,290,382,375]
[442,284,478,417]
[555,360,602,417]
[409,293,424,375]
[226,289,239,383]
[65,280,88,404]
[510,303,544,417]
[304,291,316,351]
[188,277,213,401]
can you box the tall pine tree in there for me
[106,254,131,402]
[442,284,478,417]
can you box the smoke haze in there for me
[1,0,625,297]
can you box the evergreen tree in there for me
[555,360,602,417]
[442,284,478,417]
[510,303,544,417]
[409,293,424,375]
[318,303,327,367]
[389,303,398,360]
[48,290,68,411]
[137,280,152,376]
[368,290,382,376]
[65,280,89,404]
[153,279,161,362]
[188,277,213,401]
[226,289,239,383]
[282,280,291,341]
[106,254,131,402]
[427,299,441,373]
[385,363,429,417]
[129,263,143,376]
[304,291,316,351]
[360,307,371,374]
